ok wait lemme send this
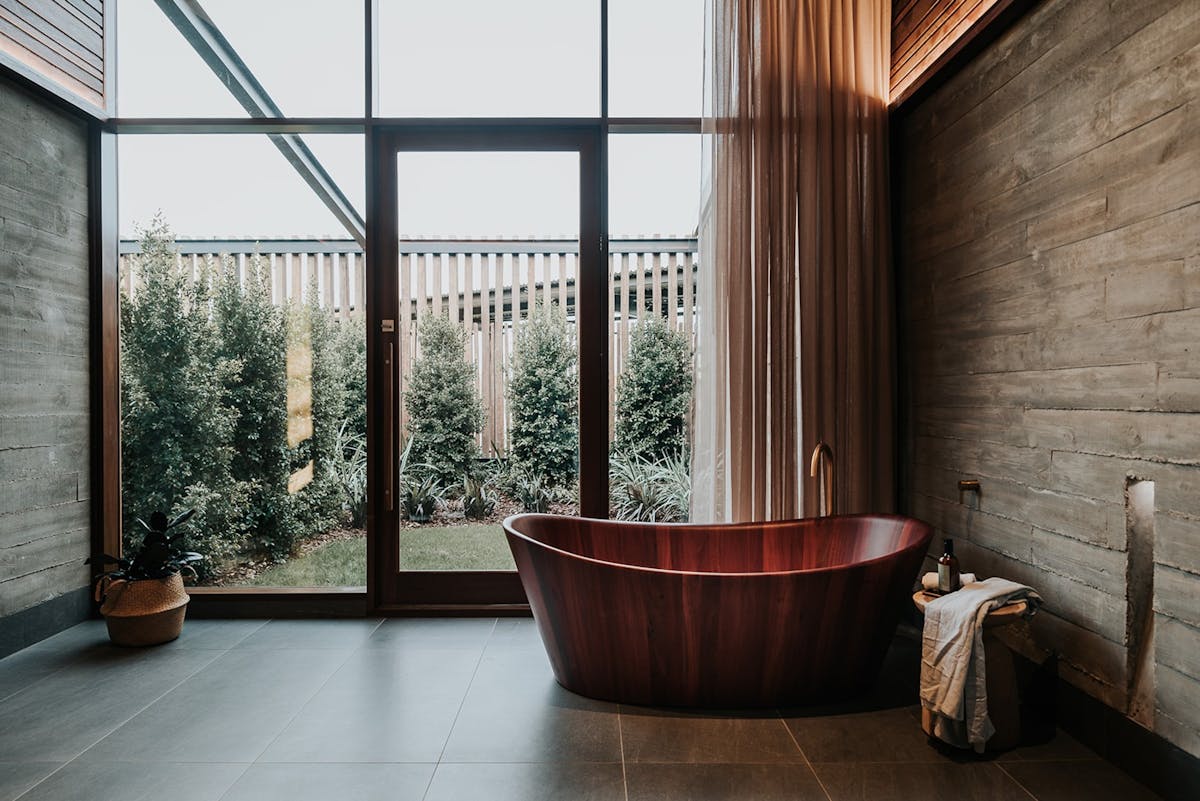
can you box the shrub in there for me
[212,253,301,559]
[507,301,578,487]
[609,451,691,522]
[120,217,246,570]
[614,317,693,461]
[121,219,371,573]
[404,313,485,488]
[336,313,367,441]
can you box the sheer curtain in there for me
[692,0,894,522]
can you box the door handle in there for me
[385,341,394,511]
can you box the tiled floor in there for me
[0,618,1163,801]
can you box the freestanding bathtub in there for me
[503,513,932,708]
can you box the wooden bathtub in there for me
[503,513,932,708]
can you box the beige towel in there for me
[919,577,1041,752]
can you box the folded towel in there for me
[919,577,1041,752]
[922,572,977,591]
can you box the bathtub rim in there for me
[502,512,933,579]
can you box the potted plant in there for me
[89,510,203,646]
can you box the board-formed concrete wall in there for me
[896,0,1199,757]
[0,73,92,633]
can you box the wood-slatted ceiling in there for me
[891,0,1015,108]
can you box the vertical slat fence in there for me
[119,237,698,456]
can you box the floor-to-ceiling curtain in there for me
[692,0,894,522]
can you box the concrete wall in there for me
[0,72,92,634]
[895,0,1199,757]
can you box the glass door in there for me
[370,127,606,608]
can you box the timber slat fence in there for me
[120,237,699,455]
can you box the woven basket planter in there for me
[97,573,190,647]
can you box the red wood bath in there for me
[503,513,932,708]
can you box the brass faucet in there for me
[809,441,834,517]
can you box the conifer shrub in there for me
[507,301,578,487]
[613,317,693,461]
[404,313,485,489]
[120,217,246,570]
[212,253,300,559]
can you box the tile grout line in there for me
[617,704,629,801]
[778,711,834,801]
[242,618,387,767]
[222,619,271,650]
[995,762,1042,801]
[422,618,498,801]
[9,644,232,801]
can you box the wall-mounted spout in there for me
[810,441,834,517]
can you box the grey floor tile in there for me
[0,763,60,801]
[27,619,268,653]
[0,648,75,703]
[221,763,435,801]
[1000,759,1164,800]
[424,762,625,801]
[14,762,246,801]
[0,647,221,762]
[785,706,941,763]
[24,621,109,652]
[77,648,349,763]
[163,619,269,650]
[441,648,622,763]
[364,617,497,650]
[259,648,481,763]
[233,619,382,650]
[621,710,803,764]
[625,764,828,801]
[813,762,1032,801]
[23,623,268,661]
[486,618,545,650]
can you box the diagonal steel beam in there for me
[153,0,366,247]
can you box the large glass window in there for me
[377,0,600,117]
[118,134,366,589]
[113,1,702,600]
[609,0,704,117]
[607,134,700,523]
[117,0,364,117]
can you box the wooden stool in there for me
[913,590,1027,752]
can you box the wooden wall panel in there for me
[0,73,92,619]
[0,0,107,115]
[896,0,1200,757]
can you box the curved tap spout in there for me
[809,441,834,517]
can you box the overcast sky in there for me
[117,0,703,240]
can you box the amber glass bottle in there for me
[937,538,961,593]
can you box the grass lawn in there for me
[248,523,515,587]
